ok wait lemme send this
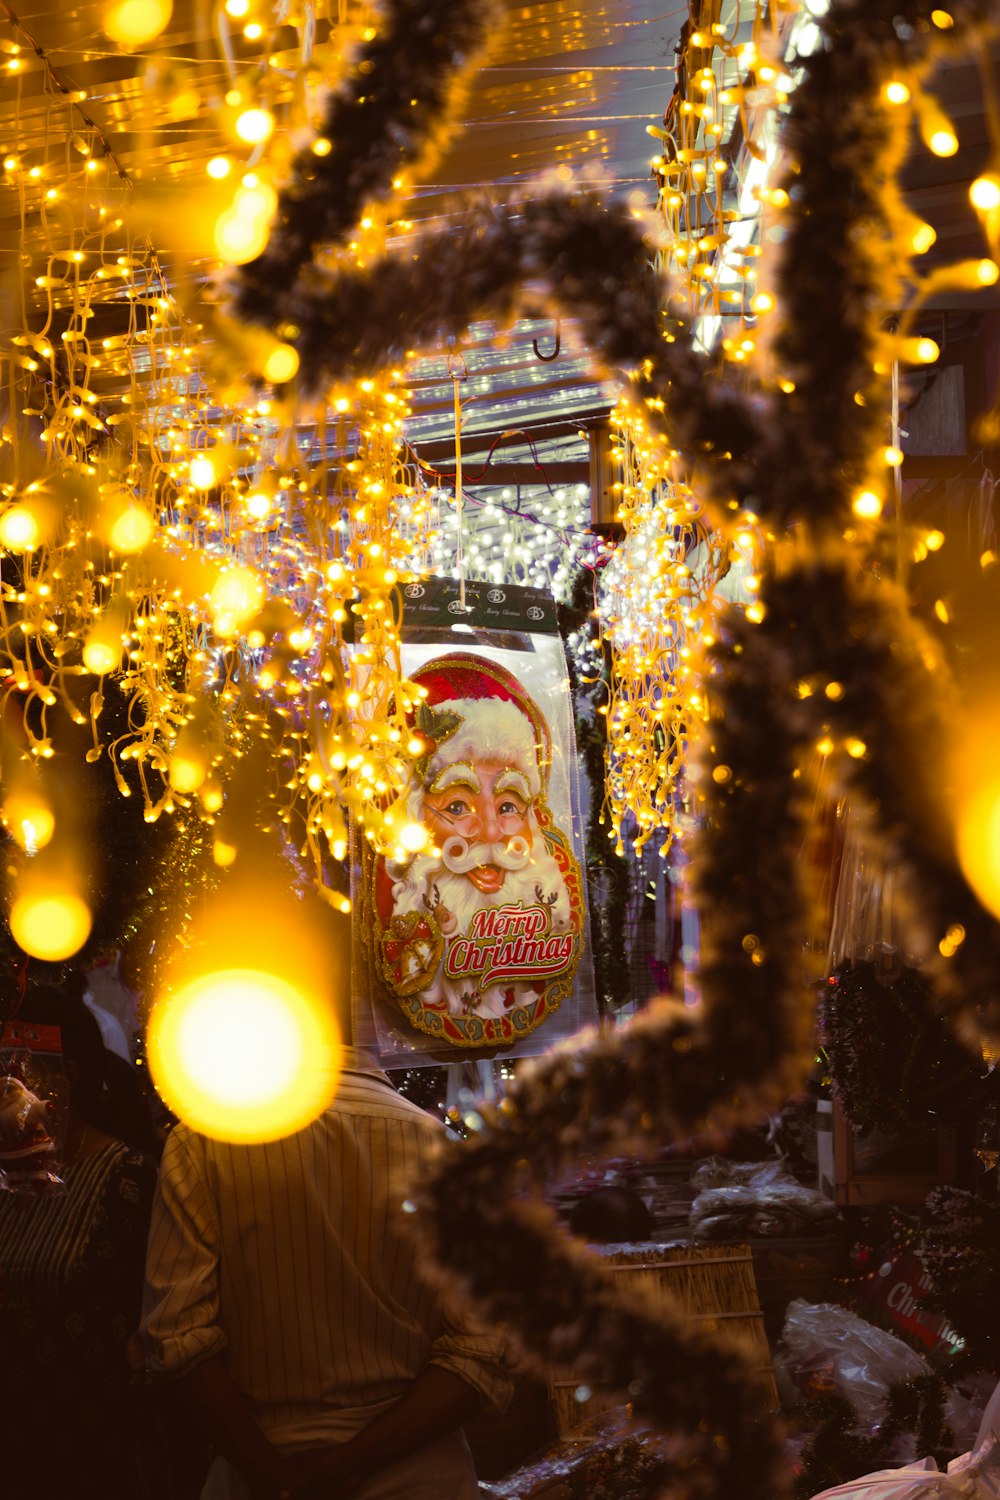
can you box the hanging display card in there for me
[353,579,597,1064]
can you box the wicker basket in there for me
[550,1241,779,1436]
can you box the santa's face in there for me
[421,759,534,896]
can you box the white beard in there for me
[388,831,573,1019]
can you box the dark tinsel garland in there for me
[820,961,983,1136]
[916,1186,1000,1374]
[795,1376,955,1499]
[232,0,503,311]
[228,2,1000,1497]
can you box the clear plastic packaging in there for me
[775,1300,928,1424]
[352,580,597,1065]
[689,1158,839,1239]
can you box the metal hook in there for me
[532,319,561,362]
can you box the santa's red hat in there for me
[409,654,551,796]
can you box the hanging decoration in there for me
[353,583,596,1062]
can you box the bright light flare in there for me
[10,888,92,960]
[971,175,1000,213]
[103,0,172,47]
[957,779,1000,923]
[189,455,217,490]
[235,108,274,145]
[107,503,154,553]
[209,565,265,637]
[147,969,341,1142]
[1,792,55,852]
[0,505,41,552]
[953,708,1000,924]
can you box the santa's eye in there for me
[497,797,524,817]
[444,796,471,817]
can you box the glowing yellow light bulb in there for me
[207,156,232,180]
[83,628,122,676]
[852,490,883,519]
[224,0,249,13]
[2,793,55,852]
[917,97,958,157]
[235,108,274,145]
[200,780,223,814]
[976,259,999,286]
[262,343,299,384]
[816,737,834,757]
[845,738,867,759]
[210,565,265,637]
[911,221,937,254]
[108,504,154,553]
[883,80,910,105]
[169,750,207,794]
[214,211,269,264]
[246,491,272,520]
[883,445,904,467]
[925,529,945,551]
[0,506,40,552]
[956,774,1000,922]
[147,969,341,1143]
[931,9,953,26]
[243,20,262,38]
[102,0,172,47]
[10,888,92,961]
[189,455,217,489]
[398,822,429,854]
[970,175,1000,212]
[913,337,940,364]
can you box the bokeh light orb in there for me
[10,891,92,961]
[0,506,40,552]
[147,969,341,1143]
[108,504,154,553]
[103,0,172,47]
[956,778,1000,923]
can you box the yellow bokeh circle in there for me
[956,779,1000,924]
[10,892,93,961]
[147,969,341,1143]
[103,0,172,47]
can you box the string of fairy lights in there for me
[2,0,999,979]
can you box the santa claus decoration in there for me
[359,653,587,1052]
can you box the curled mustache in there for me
[441,835,531,875]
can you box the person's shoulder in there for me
[332,1070,444,1133]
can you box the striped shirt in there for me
[141,1050,510,1448]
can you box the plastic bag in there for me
[480,1405,668,1500]
[0,1019,68,1194]
[689,1159,839,1240]
[775,1300,928,1423]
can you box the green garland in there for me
[558,567,630,1017]
[917,1186,1000,1374]
[796,1376,955,1498]
[821,961,983,1135]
